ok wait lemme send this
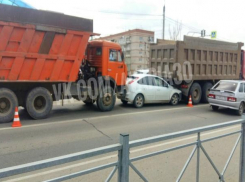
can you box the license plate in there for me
[216,96,226,101]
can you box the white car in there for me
[133,69,149,74]
[121,74,182,108]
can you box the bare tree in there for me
[169,21,182,40]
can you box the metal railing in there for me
[0,119,245,182]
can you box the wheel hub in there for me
[36,99,43,107]
[34,96,46,111]
[193,89,199,100]
[0,101,6,109]
[103,93,112,106]
[136,96,143,106]
[0,98,11,114]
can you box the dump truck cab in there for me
[86,40,127,87]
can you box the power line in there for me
[71,7,203,32]
[72,7,162,16]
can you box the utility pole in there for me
[163,5,165,39]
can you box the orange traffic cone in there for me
[12,107,22,127]
[187,95,193,107]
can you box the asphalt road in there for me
[0,99,242,171]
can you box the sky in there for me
[22,0,245,44]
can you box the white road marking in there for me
[0,104,208,131]
[4,125,239,182]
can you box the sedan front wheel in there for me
[170,94,179,106]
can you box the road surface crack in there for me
[82,119,112,140]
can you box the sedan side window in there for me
[147,76,155,86]
[154,77,163,87]
[154,77,168,87]
[138,77,148,85]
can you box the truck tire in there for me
[0,88,18,123]
[189,83,202,105]
[201,82,213,103]
[26,87,53,120]
[97,86,116,111]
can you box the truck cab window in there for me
[109,49,117,61]
[96,47,102,56]
[118,51,122,62]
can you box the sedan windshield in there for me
[213,81,238,92]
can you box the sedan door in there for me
[137,76,155,102]
[154,77,171,101]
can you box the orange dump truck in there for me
[0,4,127,123]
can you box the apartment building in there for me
[99,29,154,74]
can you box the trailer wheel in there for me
[26,87,53,120]
[189,83,202,105]
[0,88,18,123]
[201,82,213,103]
[97,86,116,111]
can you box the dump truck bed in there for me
[150,36,244,81]
[0,4,93,82]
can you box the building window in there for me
[139,58,142,61]
[139,44,143,48]
[148,37,154,43]
[139,51,142,55]
[139,37,143,41]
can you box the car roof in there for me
[130,74,160,78]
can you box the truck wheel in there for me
[189,83,202,105]
[0,88,18,123]
[97,86,116,111]
[26,87,53,119]
[201,82,213,103]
